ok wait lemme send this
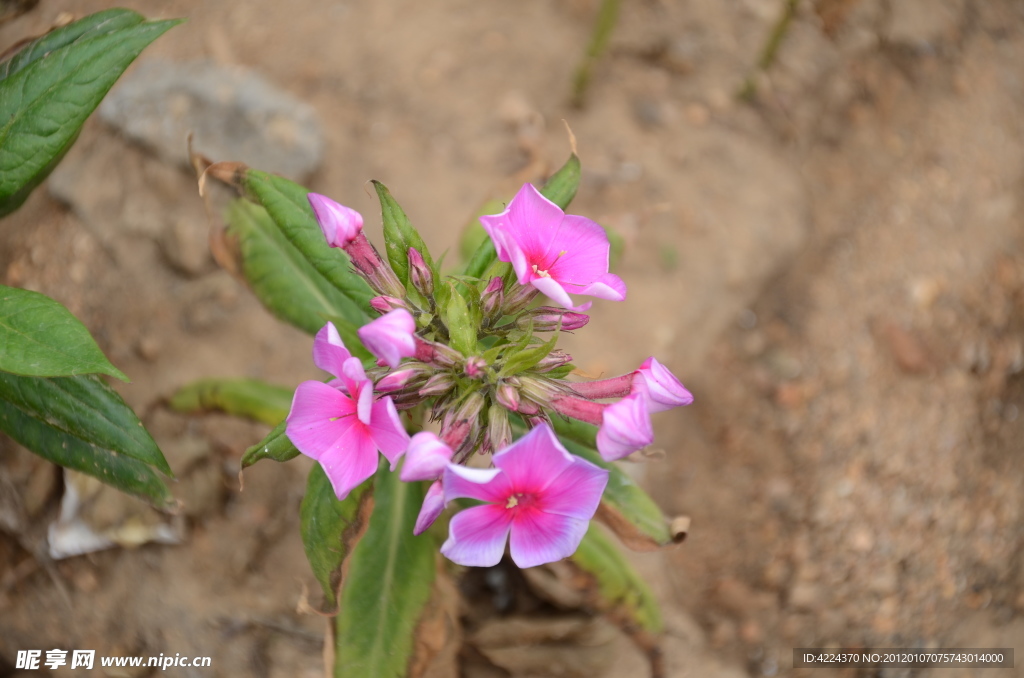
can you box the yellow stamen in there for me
[505,495,519,509]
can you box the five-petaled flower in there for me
[286,322,410,500]
[440,424,609,568]
[479,183,626,311]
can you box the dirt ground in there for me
[2,0,1024,676]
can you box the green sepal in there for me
[300,463,375,609]
[0,373,174,509]
[444,283,477,356]
[0,284,127,381]
[334,463,436,676]
[241,419,299,468]
[0,9,182,216]
[168,377,293,427]
[372,180,439,293]
[571,525,663,633]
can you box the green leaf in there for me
[499,330,558,378]
[0,9,182,217]
[168,377,293,427]
[551,417,675,549]
[225,198,366,336]
[571,525,662,633]
[0,371,172,475]
[0,374,173,508]
[241,419,299,468]
[335,464,436,677]
[300,463,374,609]
[444,283,477,356]
[372,180,438,290]
[460,153,582,278]
[240,170,374,322]
[0,285,127,380]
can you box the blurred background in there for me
[1,0,1023,676]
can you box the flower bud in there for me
[464,356,487,379]
[494,381,521,411]
[502,282,540,315]
[375,364,431,393]
[518,375,564,406]
[370,295,411,314]
[516,306,589,332]
[414,337,462,368]
[401,432,455,482]
[309,193,363,247]
[632,357,693,412]
[413,480,445,536]
[408,247,434,297]
[486,404,512,451]
[531,349,573,373]
[419,372,455,397]
[481,276,504,318]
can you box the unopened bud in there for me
[502,282,540,315]
[518,375,563,406]
[419,372,455,397]
[408,247,434,296]
[532,349,573,373]
[370,295,410,314]
[517,306,589,332]
[494,381,521,411]
[414,337,462,368]
[375,364,430,393]
[464,356,487,379]
[481,276,504,318]
[487,404,512,451]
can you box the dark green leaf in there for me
[372,180,438,291]
[0,9,182,216]
[0,371,171,475]
[225,198,366,337]
[300,463,374,609]
[241,419,299,468]
[168,377,292,426]
[0,284,127,380]
[552,417,674,549]
[460,153,582,278]
[571,525,662,633]
[241,170,373,322]
[335,464,435,677]
[444,283,477,356]
[0,376,173,509]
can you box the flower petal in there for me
[309,193,363,247]
[368,396,411,468]
[358,309,417,368]
[540,458,609,520]
[545,214,611,285]
[443,464,511,505]
[285,381,357,460]
[596,393,654,461]
[317,428,379,500]
[413,480,445,536]
[530,275,590,312]
[440,504,512,567]
[312,322,352,380]
[508,507,589,568]
[578,272,627,302]
[491,424,575,495]
[634,357,693,413]
[401,432,454,482]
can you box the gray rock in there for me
[99,59,324,180]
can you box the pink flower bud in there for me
[633,357,693,413]
[370,295,411,314]
[308,193,363,247]
[358,309,417,368]
[596,393,654,461]
[408,247,434,296]
[464,356,487,379]
[401,432,455,482]
[481,276,504,318]
[486,404,512,451]
[502,282,540,315]
[413,480,445,535]
[517,306,589,332]
[494,382,521,411]
[375,364,430,393]
[532,349,573,373]
[419,372,455,397]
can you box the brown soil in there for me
[2,1,1024,676]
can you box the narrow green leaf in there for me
[0,371,171,475]
[0,9,182,216]
[499,331,558,378]
[241,419,299,468]
[551,417,673,548]
[168,377,293,426]
[0,379,173,509]
[460,153,582,278]
[241,170,373,322]
[0,285,127,380]
[571,525,663,633]
[372,180,438,290]
[444,284,477,356]
[225,199,365,336]
[335,464,435,677]
[300,463,374,609]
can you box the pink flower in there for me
[596,392,653,461]
[286,323,410,500]
[633,357,693,413]
[401,432,454,482]
[309,193,363,247]
[479,184,626,311]
[440,424,609,568]
[358,309,417,368]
